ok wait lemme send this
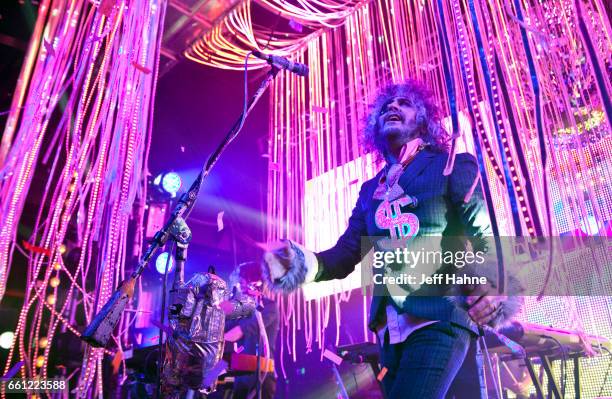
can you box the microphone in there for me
[252,50,309,77]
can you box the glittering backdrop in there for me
[187,0,612,394]
[0,0,166,396]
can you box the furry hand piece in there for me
[262,240,309,293]
[446,261,524,329]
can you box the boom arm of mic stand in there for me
[82,67,280,348]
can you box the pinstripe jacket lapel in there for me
[398,148,438,190]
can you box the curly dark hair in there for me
[362,80,450,155]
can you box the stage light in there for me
[155,252,175,274]
[152,172,182,197]
[0,331,14,349]
[39,337,48,349]
[162,173,182,196]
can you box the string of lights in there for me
[0,0,166,396]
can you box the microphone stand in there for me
[476,327,489,399]
[255,338,261,399]
[157,218,191,398]
[82,66,281,348]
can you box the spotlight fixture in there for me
[153,172,182,197]
[155,251,175,274]
[0,331,14,349]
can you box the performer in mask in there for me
[224,262,279,399]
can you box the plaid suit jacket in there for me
[313,148,493,334]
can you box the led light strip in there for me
[0,0,166,396]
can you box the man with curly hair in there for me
[263,80,520,398]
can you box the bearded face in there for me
[376,96,421,149]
